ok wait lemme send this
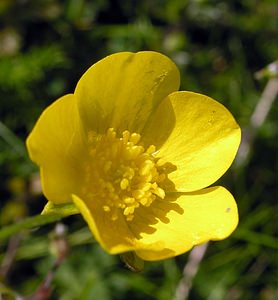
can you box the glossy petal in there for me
[75,51,180,134]
[72,194,137,254]
[133,186,238,261]
[141,96,176,149]
[26,94,86,204]
[156,92,241,192]
[72,186,237,261]
[72,193,176,255]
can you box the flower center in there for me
[84,128,167,221]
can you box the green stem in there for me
[0,214,63,241]
[0,202,79,241]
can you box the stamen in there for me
[120,178,129,190]
[129,133,141,144]
[154,187,165,199]
[84,128,168,222]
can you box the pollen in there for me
[84,128,168,221]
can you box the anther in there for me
[140,160,154,176]
[85,128,169,222]
[154,187,165,199]
[146,145,156,154]
[129,133,141,144]
[120,178,129,190]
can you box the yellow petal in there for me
[157,91,241,192]
[72,194,168,255]
[74,51,180,134]
[133,186,238,261]
[141,96,176,149]
[26,94,86,204]
[72,194,137,254]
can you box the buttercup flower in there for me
[27,51,241,261]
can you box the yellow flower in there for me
[27,51,241,261]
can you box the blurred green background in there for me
[0,0,277,299]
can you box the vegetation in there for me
[0,0,277,299]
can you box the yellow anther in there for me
[124,206,135,216]
[144,191,152,198]
[85,128,169,222]
[122,130,130,143]
[107,128,116,139]
[120,178,129,190]
[125,145,144,160]
[145,173,153,183]
[124,197,135,204]
[132,189,145,199]
[140,160,154,176]
[152,182,158,189]
[130,133,141,144]
[140,198,148,206]
[154,187,165,199]
[123,168,135,180]
[156,158,164,167]
[138,182,152,192]
[146,145,156,154]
